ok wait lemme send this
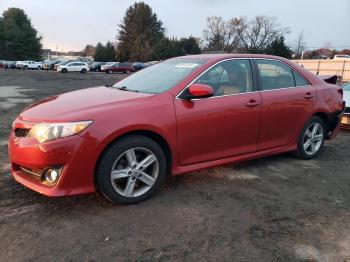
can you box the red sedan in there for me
[101,62,135,74]
[8,54,344,204]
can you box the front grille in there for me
[14,128,30,137]
[344,107,350,114]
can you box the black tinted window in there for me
[256,60,295,90]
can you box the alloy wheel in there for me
[303,122,324,156]
[110,147,159,198]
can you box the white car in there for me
[57,62,89,73]
[334,55,350,60]
[16,61,43,70]
[341,82,350,128]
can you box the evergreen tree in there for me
[151,38,185,60]
[116,2,165,61]
[180,37,201,55]
[0,8,42,60]
[265,35,292,58]
[93,42,116,61]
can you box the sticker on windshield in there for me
[175,63,199,68]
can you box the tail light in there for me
[337,87,343,97]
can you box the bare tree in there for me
[236,15,289,53]
[203,16,241,53]
[82,44,96,57]
[294,31,306,59]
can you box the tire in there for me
[295,116,326,160]
[38,66,42,70]
[96,135,167,204]
[61,68,68,73]
[106,69,110,74]
[23,66,28,70]
[80,68,87,74]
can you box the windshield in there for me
[112,58,208,94]
[105,62,116,66]
[343,83,350,91]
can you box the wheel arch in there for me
[93,129,173,191]
[313,112,330,130]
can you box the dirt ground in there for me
[0,69,349,262]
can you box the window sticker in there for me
[175,63,199,68]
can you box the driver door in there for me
[174,59,262,166]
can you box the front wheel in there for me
[80,68,87,73]
[295,116,326,160]
[96,135,167,204]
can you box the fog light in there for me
[45,169,60,184]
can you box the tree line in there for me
[1,3,347,62]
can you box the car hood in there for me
[19,86,154,122]
[344,91,350,107]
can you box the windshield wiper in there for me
[114,86,139,92]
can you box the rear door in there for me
[174,59,262,166]
[254,59,316,151]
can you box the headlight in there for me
[28,121,93,143]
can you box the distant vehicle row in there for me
[0,60,158,73]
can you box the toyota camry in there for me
[8,54,344,204]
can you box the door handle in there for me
[245,99,259,108]
[304,92,314,99]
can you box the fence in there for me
[293,59,350,82]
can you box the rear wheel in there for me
[96,135,166,204]
[295,116,326,159]
[106,69,110,74]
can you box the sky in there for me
[0,0,349,52]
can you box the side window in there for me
[293,71,309,86]
[256,60,295,90]
[194,59,253,96]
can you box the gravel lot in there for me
[0,69,350,262]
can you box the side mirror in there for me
[185,84,214,99]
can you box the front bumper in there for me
[8,120,99,197]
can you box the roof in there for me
[177,53,287,61]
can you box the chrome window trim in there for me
[175,57,312,101]
[175,58,255,100]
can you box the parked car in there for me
[8,54,344,204]
[0,60,5,68]
[54,60,71,71]
[145,61,160,67]
[4,61,16,69]
[334,55,350,60]
[16,61,43,70]
[102,62,136,74]
[43,60,56,70]
[89,62,105,72]
[57,61,89,73]
[132,62,146,71]
[341,82,350,129]
[100,62,116,73]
